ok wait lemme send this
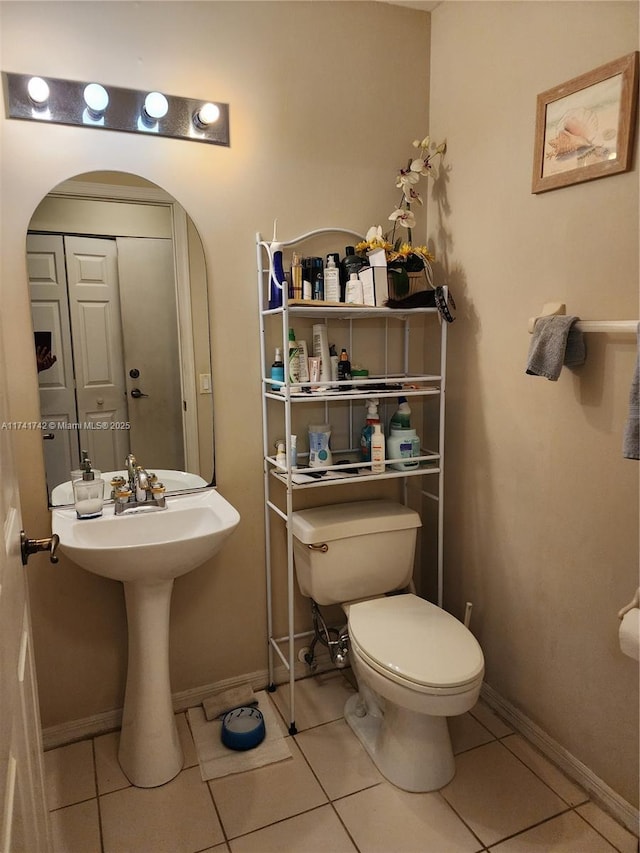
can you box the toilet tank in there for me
[290,500,421,606]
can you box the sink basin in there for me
[51,488,240,788]
[52,488,239,582]
[50,469,209,506]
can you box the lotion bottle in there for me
[324,255,340,302]
[371,423,385,474]
[345,273,364,304]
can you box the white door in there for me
[0,324,52,850]
[117,237,185,470]
[64,236,130,472]
[27,234,78,494]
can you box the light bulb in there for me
[27,76,49,106]
[83,83,109,117]
[143,91,168,121]
[194,102,220,128]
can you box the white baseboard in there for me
[41,655,334,750]
[481,682,639,835]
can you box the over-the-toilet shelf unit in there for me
[257,227,449,734]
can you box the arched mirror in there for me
[27,171,214,506]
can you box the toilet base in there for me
[344,692,455,792]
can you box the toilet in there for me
[291,499,484,792]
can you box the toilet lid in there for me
[348,594,484,690]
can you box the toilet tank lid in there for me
[290,500,421,544]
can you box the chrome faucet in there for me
[125,453,137,492]
[117,454,166,514]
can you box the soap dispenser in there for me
[73,457,105,519]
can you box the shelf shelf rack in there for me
[257,228,448,734]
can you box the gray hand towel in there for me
[622,325,639,460]
[526,315,585,381]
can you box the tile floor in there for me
[45,671,639,853]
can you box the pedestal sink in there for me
[52,488,240,787]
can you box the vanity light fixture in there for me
[2,71,230,146]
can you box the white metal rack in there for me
[257,228,448,734]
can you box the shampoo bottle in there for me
[340,247,365,301]
[360,398,380,462]
[371,423,386,474]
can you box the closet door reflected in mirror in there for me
[27,173,214,505]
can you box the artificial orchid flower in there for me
[388,208,416,229]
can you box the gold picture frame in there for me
[532,51,638,194]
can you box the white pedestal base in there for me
[344,692,455,792]
[118,579,183,787]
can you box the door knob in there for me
[42,433,55,440]
[20,530,60,565]
[130,388,149,398]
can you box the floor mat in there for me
[187,690,292,781]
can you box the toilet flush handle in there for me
[307,543,328,553]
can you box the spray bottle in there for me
[360,399,380,462]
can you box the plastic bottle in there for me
[390,397,412,430]
[269,249,285,310]
[387,428,420,470]
[337,348,352,390]
[329,344,339,388]
[313,271,324,300]
[324,255,340,302]
[288,328,300,391]
[345,272,364,305]
[270,347,285,391]
[290,252,303,300]
[340,246,366,302]
[371,423,386,474]
[360,398,380,462]
[275,441,287,468]
[290,434,298,469]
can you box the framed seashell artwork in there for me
[532,51,638,193]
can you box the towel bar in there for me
[528,303,639,334]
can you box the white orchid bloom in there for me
[365,225,384,243]
[396,169,420,192]
[403,186,423,206]
[410,156,432,177]
[388,208,416,229]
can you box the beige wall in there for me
[427,1,639,808]
[0,1,430,720]
[1,0,637,814]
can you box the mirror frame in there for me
[30,173,215,505]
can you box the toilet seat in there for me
[348,594,484,694]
